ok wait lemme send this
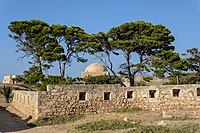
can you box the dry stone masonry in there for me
[11,84,200,119]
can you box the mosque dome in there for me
[85,63,108,73]
[81,63,109,78]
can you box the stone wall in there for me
[37,84,200,118]
[12,90,39,119]
[11,84,200,119]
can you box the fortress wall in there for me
[37,84,200,118]
[12,90,39,119]
[11,84,200,119]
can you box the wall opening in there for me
[104,92,111,100]
[79,92,87,101]
[197,88,200,96]
[127,91,133,99]
[149,90,156,98]
[173,89,180,97]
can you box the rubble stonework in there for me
[12,84,200,119]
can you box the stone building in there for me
[81,63,109,78]
[2,75,20,84]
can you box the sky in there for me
[0,0,200,82]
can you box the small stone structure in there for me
[3,75,21,84]
[81,63,109,78]
[11,84,200,119]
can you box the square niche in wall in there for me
[173,89,180,97]
[149,90,156,98]
[79,92,87,101]
[104,92,111,100]
[197,88,200,96]
[127,91,134,99]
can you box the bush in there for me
[37,76,68,91]
[83,75,119,84]
[75,120,137,131]
[0,86,13,103]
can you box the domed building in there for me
[81,63,109,78]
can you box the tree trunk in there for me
[60,61,66,77]
[129,76,134,86]
[126,53,134,86]
[37,57,43,73]
[176,75,179,85]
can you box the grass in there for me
[127,123,200,133]
[33,114,85,126]
[113,107,142,113]
[75,119,200,133]
[127,125,171,133]
[165,115,194,121]
[75,119,138,131]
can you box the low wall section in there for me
[11,84,200,119]
[12,90,39,119]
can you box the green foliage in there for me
[8,20,59,73]
[0,86,13,103]
[34,114,85,126]
[113,107,142,113]
[164,72,200,85]
[55,26,88,77]
[83,75,119,84]
[37,76,67,91]
[143,76,153,82]
[78,32,118,76]
[22,66,45,85]
[42,76,66,85]
[107,21,175,86]
[182,48,200,84]
[182,48,200,73]
[9,20,88,78]
[151,50,188,84]
[75,120,137,131]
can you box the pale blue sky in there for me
[0,0,200,82]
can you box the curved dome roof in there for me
[85,63,108,73]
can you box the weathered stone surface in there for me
[11,84,200,119]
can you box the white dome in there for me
[85,63,107,73]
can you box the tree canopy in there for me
[107,21,175,86]
[9,20,88,79]
[8,19,199,89]
[151,50,188,84]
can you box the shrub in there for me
[83,75,119,84]
[0,86,13,103]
